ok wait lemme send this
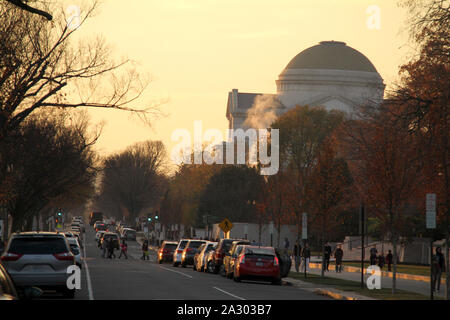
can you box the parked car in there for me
[194,241,217,272]
[233,246,281,285]
[157,241,178,264]
[100,232,121,250]
[212,238,247,274]
[0,232,77,298]
[0,240,5,256]
[121,228,136,241]
[172,239,189,267]
[275,248,292,278]
[0,263,19,300]
[205,244,218,273]
[181,240,206,267]
[66,237,82,269]
[223,241,250,278]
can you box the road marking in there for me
[213,287,246,300]
[158,266,193,279]
[83,236,94,300]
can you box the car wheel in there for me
[213,264,220,274]
[207,261,213,273]
[158,259,162,264]
[233,274,241,282]
[173,262,179,267]
[193,264,197,271]
[219,265,226,277]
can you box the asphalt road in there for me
[68,228,329,300]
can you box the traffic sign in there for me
[219,218,233,234]
[426,193,436,229]
[302,213,308,240]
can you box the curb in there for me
[313,289,358,300]
[283,277,376,300]
[308,262,446,284]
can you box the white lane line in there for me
[158,266,193,279]
[213,287,246,300]
[82,235,94,300]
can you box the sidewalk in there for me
[290,261,447,299]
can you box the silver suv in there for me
[0,232,76,298]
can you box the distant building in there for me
[226,41,385,131]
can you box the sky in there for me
[68,0,414,168]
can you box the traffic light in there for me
[155,211,159,220]
[147,217,152,222]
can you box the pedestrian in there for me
[301,243,311,273]
[378,253,385,270]
[284,237,290,250]
[386,250,393,272]
[334,245,344,273]
[119,238,128,259]
[293,240,302,273]
[432,247,445,293]
[101,237,107,258]
[323,243,332,272]
[108,238,116,259]
[141,239,149,260]
[369,245,378,266]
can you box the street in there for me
[70,228,329,300]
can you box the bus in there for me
[89,212,103,226]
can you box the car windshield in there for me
[9,237,68,254]
[178,241,188,249]
[245,247,274,257]
[70,245,80,255]
[164,243,177,250]
[221,240,235,251]
[189,241,205,248]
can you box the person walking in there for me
[293,240,302,273]
[101,237,108,258]
[301,243,311,273]
[432,247,445,293]
[141,239,149,260]
[107,238,116,259]
[323,243,332,272]
[334,245,344,273]
[378,252,385,270]
[386,250,393,272]
[369,245,378,266]
[284,238,290,251]
[119,238,128,259]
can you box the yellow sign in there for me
[219,218,233,234]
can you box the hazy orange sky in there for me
[71,0,414,167]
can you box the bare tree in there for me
[4,0,52,20]
[95,141,168,223]
[5,110,99,231]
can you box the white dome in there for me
[276,41,385,112]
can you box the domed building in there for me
[226,41,385,130]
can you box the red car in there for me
[158,241,178,264]
[233,246,281,285]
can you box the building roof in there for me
[284,41,378,73]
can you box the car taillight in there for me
[273,256,279,266]
[1,253,23,261]
[177,250,183,254]
[239,254,246,264]
[53,252,74,261]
